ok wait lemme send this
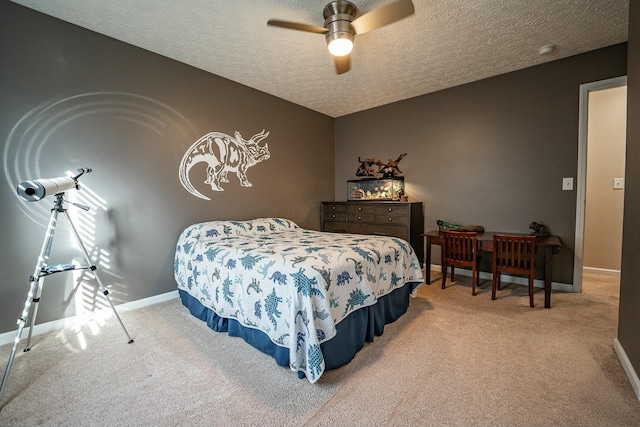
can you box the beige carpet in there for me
[0,270,639,426]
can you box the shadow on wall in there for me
[4,91,197,227]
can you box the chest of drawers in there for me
[321,201,424,265]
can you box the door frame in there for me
[573,75,627,292]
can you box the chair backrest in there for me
[442,230,478,265]
[492,234,536,275]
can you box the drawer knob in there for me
[332,206,336,210]
[332,214,336,218]
[388,208,393,212]
[388,218,393,222]
[358,207,362,211]
[358,216,362,220]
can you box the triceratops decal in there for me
[179,130,270,199]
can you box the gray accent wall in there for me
[619,0,640,394]
[335,44,628,284]
[0,3,334,334]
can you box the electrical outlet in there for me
[613,177,624,190]
[562,177,574,191]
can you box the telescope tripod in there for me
[0,193,133,405]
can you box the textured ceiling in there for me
[11,0,629,118]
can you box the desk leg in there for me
[425,236,432,284]
[544,246,553,308]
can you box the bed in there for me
[174,217,424,383]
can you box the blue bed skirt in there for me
[179,282,415,377]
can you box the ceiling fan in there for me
[267,0,415,74]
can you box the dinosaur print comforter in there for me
[174,218,424,383]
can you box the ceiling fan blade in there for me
[351,0,415,35]
[267,19,328,34]
[334,54,351,74]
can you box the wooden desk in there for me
[422,230,562,308]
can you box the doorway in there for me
[574,76,628,292]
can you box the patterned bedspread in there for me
[174,218,424,382]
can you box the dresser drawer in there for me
[323,221,361,234]
[323,204,346,222]
[374,205,409,225]
[360,224,407,240]
[347,204,375,222]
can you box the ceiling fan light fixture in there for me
[324,8,356,57]
[327,34,354,56]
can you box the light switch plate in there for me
[614,177,624,190]
[562,177,574,191]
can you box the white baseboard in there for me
[614,338,640,400]
[583,266,621,276]
[428,264,573,292]
[0,290,179,346]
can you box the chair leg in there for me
[441,263,447,289]
[471,267,477,296]
[529,275,535,308]
[491,272,497,300]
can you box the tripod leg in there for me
[62,211,134,344]
[23,276,45,352]
[0,208,59,404]
[0,279,42,404]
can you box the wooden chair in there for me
[441,230,481,295]
[491,234,537,307]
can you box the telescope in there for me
[16,168,92,202]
